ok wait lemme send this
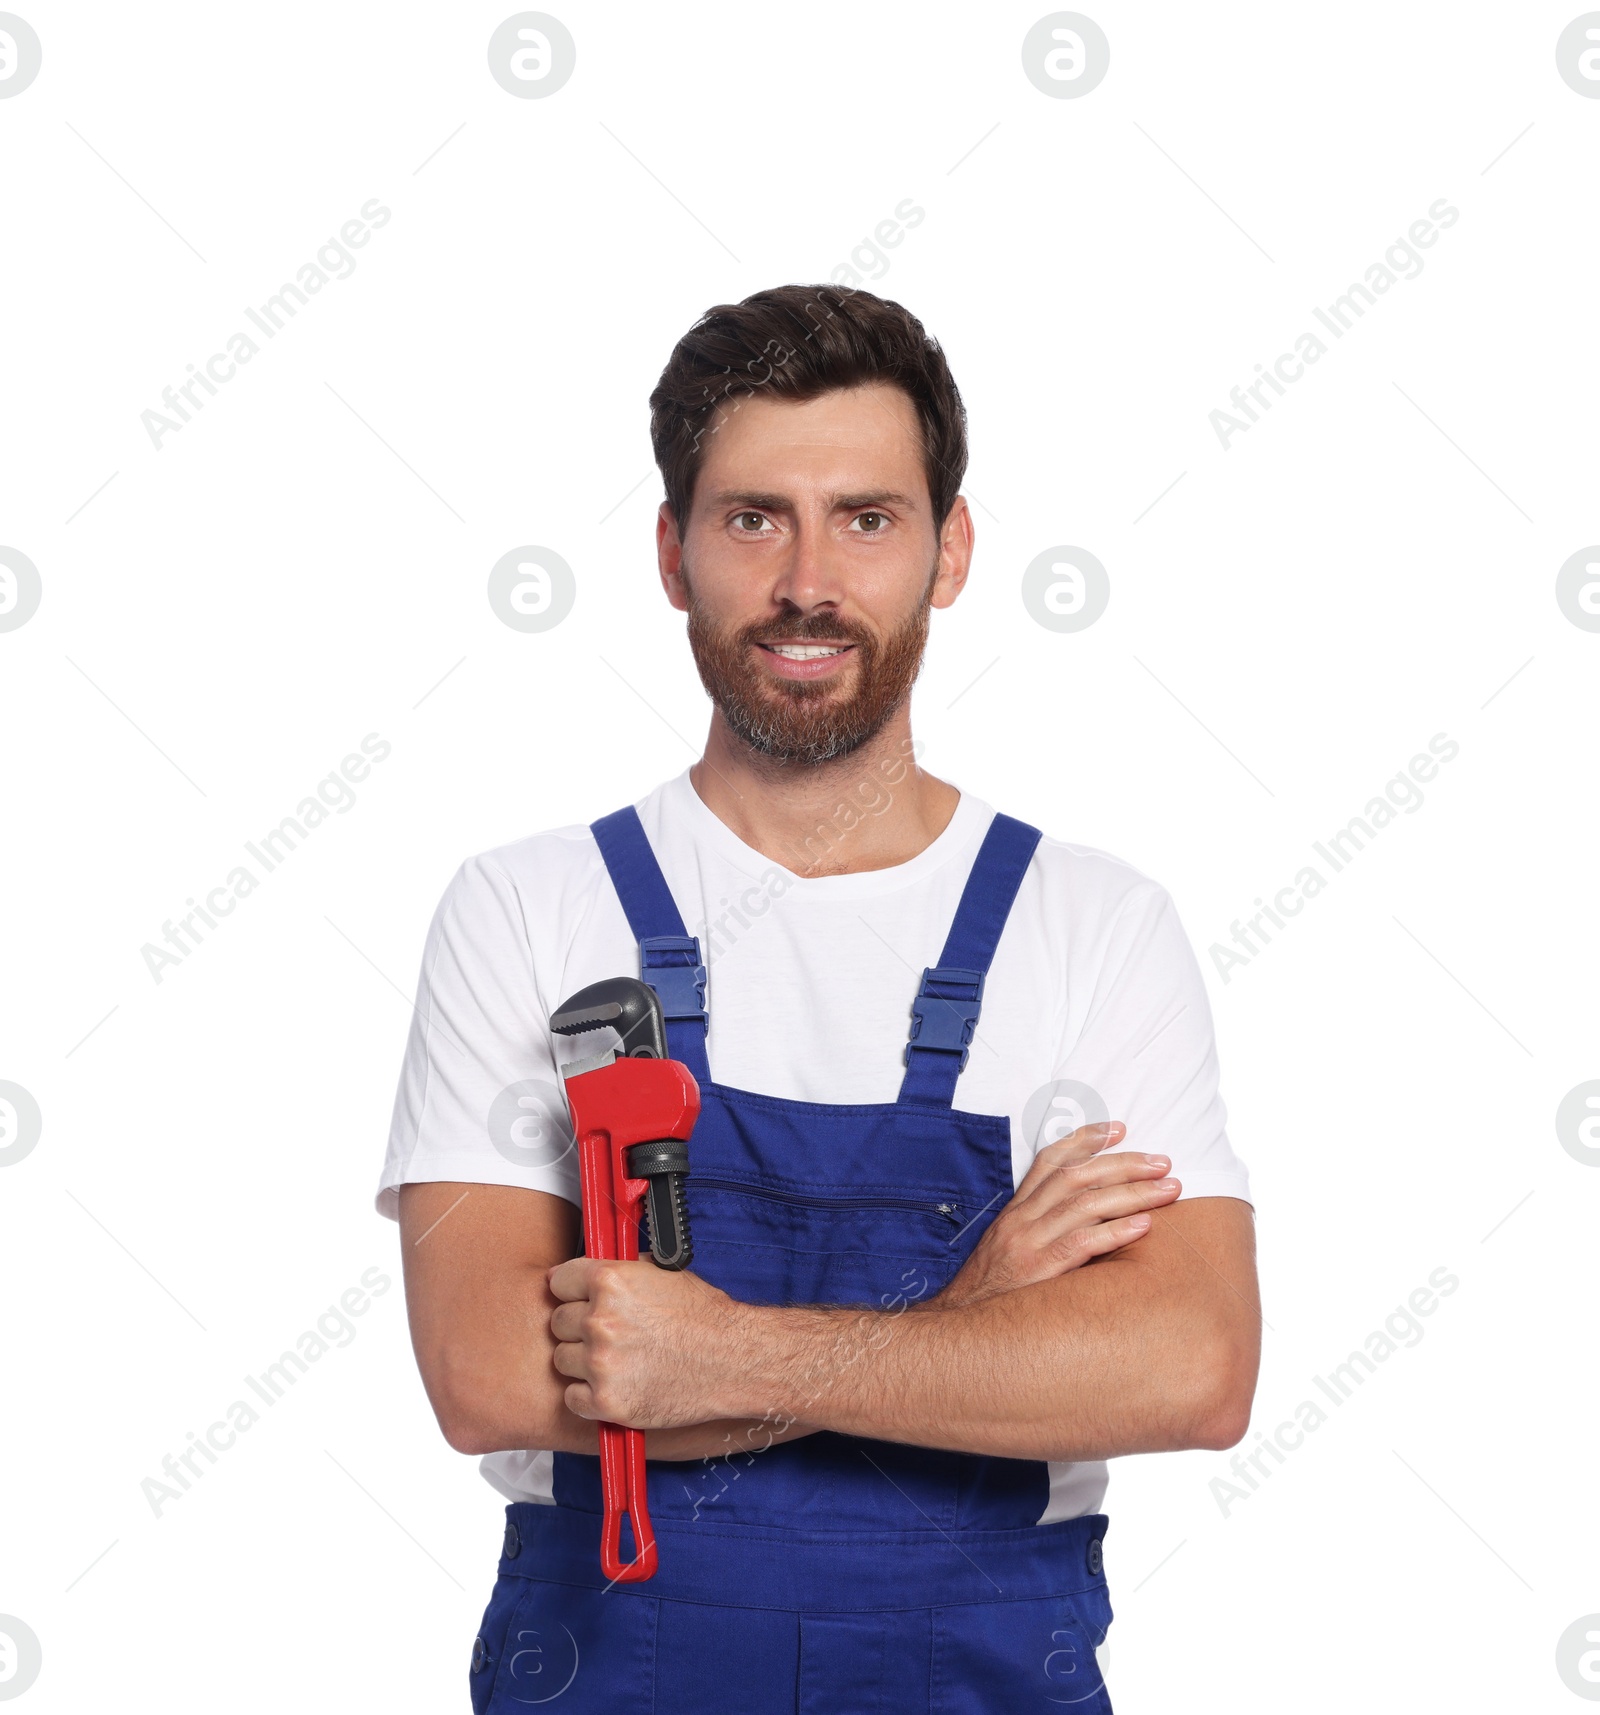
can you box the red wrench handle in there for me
[597,1422,657,1582]
[575,1128,655,1580]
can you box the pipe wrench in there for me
[551,977,699,1582]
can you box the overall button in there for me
[503,1519,521,1560]
[1086,1537,1103,1577]
[470,1636,489,1675]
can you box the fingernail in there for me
[1154,1178,1180,1192]
[1146,1155,1170,1169]
[1129,1213,1151,1228]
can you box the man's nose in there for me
[769,519,846,615]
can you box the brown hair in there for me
[648,284,968,535]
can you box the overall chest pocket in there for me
[685,1176,975,1310]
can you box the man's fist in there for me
[547,1256,745,1429]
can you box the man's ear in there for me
[657,501,689,613]
[930,496,975,611]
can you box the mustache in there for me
[740,612,875,647]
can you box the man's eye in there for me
[852,512,888,532]
[734,512,769,532]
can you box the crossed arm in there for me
[400,1129,1261,1465]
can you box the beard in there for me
[683,561,936,766]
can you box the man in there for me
[378,285,1259,1713]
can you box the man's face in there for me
[658,382,972,765]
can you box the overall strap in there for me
[898,812,1043,1108]
[589,807,711,1081]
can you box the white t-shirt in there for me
[377,770,1252,1521]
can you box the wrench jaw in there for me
[559,1046,617,1080]
[551,976,669,1059]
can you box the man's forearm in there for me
[531,1407,819,1463]
[449,1354,820,1462]
[696,1210,1259,1462]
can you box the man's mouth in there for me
[759,643,854,660]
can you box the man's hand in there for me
[548,1256,751,1430]
[399,1182,816,1462]
[933,1121,1180,1310]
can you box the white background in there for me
[2,2,1597,1709]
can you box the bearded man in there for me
[378,285,1259,1714]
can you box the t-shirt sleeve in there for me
[375,853,580,1221]
[1057,882,1252,1206]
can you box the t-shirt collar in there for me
[657,767,992,900]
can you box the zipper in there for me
[690,1174,962,1226]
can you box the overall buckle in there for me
[904,966,985,1072]
[639,935,708,1025]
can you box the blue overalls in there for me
[469,806,1114,1713]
